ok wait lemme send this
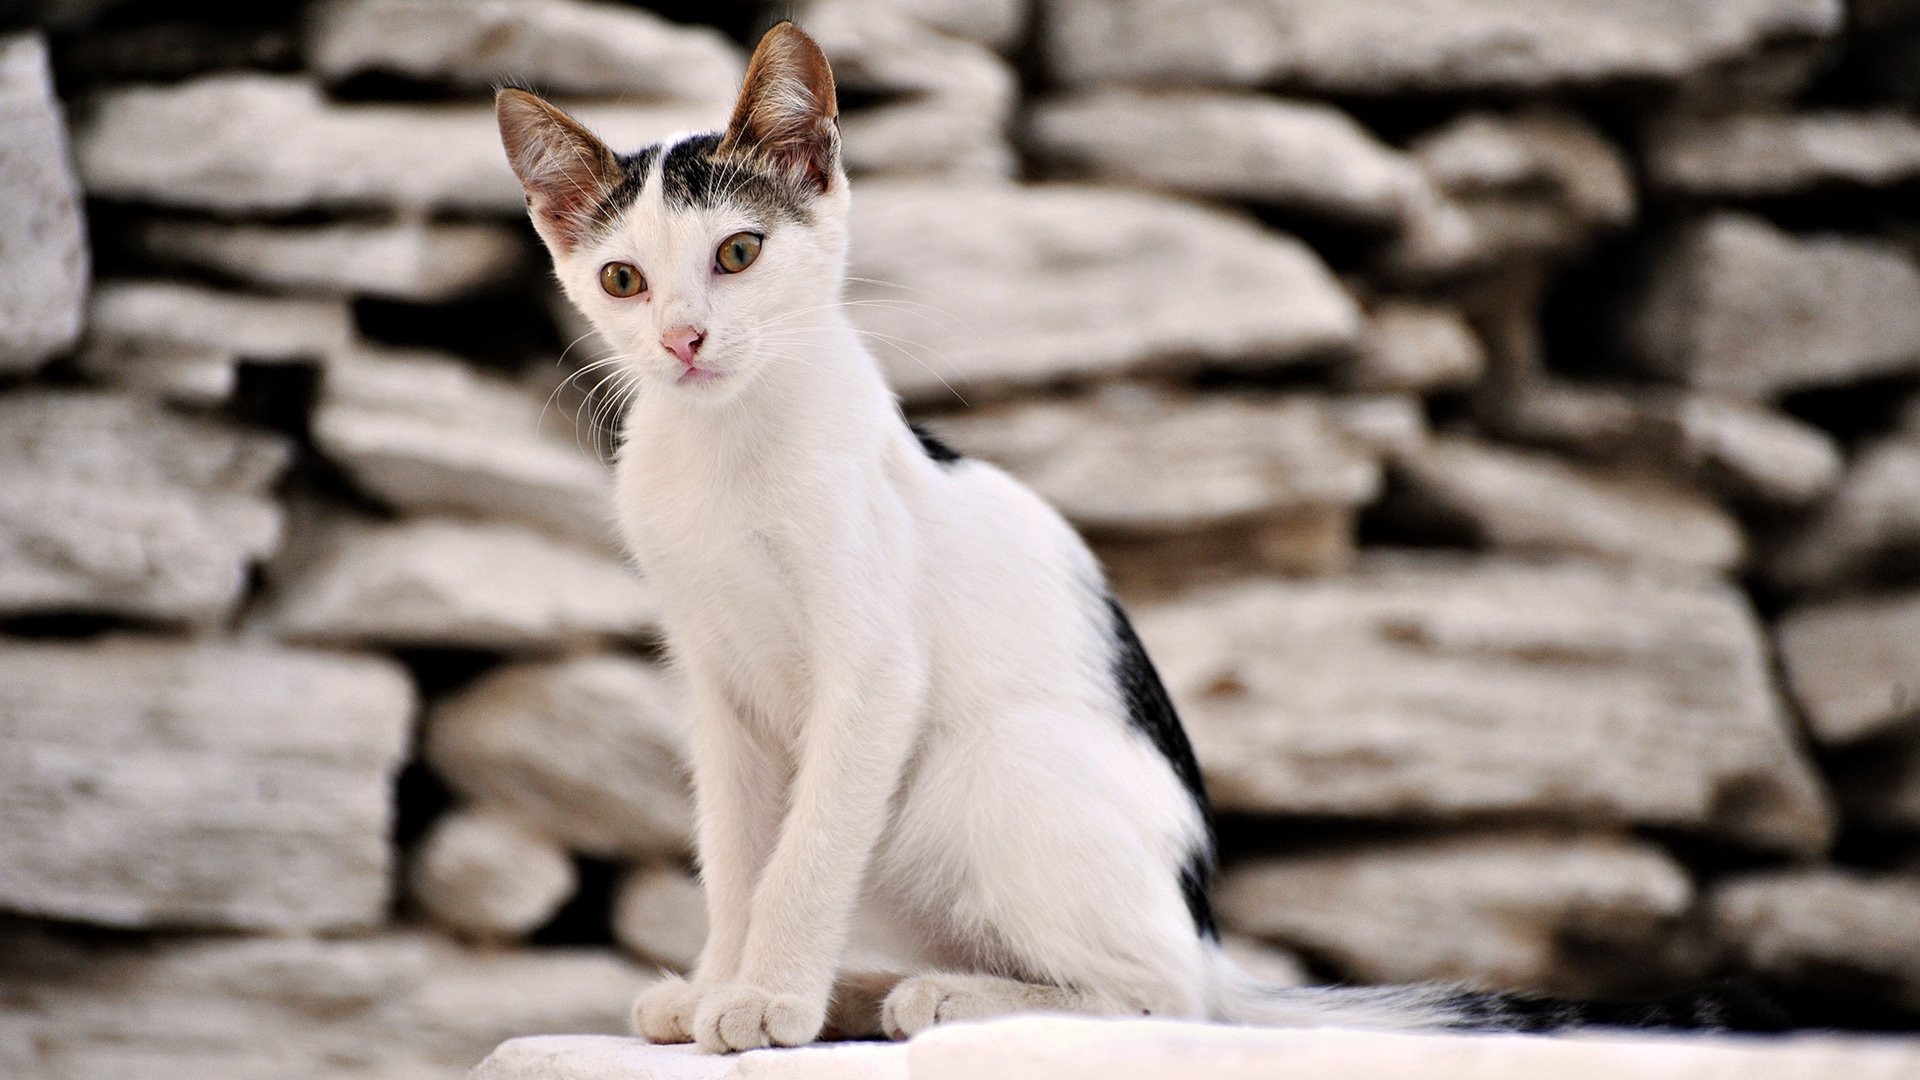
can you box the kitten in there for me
[497,21,1491,1053]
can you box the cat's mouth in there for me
[677,360,724,385]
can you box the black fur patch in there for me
[1444,980,1792,1034]
[595,143,660,225]
[1107,594,1219,939]
[661,132,814,223]
[908,422,963,466]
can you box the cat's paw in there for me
[692,982,824,1052]
[631,975,703,1044]
[881,973,1041,1040]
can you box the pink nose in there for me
[662,325,706,364]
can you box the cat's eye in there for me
[600,262,645,298]
[716,232,762,274]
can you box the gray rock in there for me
[1128,555,1833,853]
[1044,0,1842,93]
[1217,831,1692,995]
[1624,212,1920,400]
[80,280,353,403]
[1026,89,1431,226]
[315,348,614,548]
[427,654,692,858]
[848,181,1361,402]
[0,34,87,373]
[1394,436,1746,572]
[860,0,1027,49]
[1347,301,1486,392]
[0,392,287,624]
[0,926,650,1080]
[409,808,577,941]
[307,0,744,106]
[75,74,725,215]
[1709,869,1920,1009]
[273,519,659,651]
[0,638,413,931]
[1646,110,1920,197]
[612,864,707,972]
[1768,435,1920,592]
[141,218,524,303]
[1777,591,1920,745]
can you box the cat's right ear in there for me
[717,22,839,194]
[496,89,620,253]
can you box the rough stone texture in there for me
[848,181,1361,401]
[806,0,1018,178]
[1216,831,1693,995]
[1044,0,1843,93]
[80,280,353,403]
[0,638,413,931]
[0,391,287,624]
[141,218,523,302]
[0,926,650,1080]
[1394,436,1747,572]
[76,74,726,215]
[0,34,87,373]
[1777,591,1920,745]
[427,654,693,858]
[1710,869,1920,1010]
[1646,110,1920,197]
[1768,435,1920,592]
[1026,89,1430,226]
[612,864,706,973]
[271,519,660,650]
[315,348,614,548]
[409,808,577,941]
[1128,556,1833,853]
[1348,301,1486,392]
[307,0,744,106]
[1624,212,1920,401]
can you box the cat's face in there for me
[498,22,844,406]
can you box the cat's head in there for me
[497,22,845,403]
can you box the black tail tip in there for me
[1447,979,1792,1034]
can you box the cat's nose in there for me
[662,325,706,364]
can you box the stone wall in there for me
[4,0,1920,1074]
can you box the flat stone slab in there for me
[1646,110,1920,197]
[80,280,354,403]
[140,218,525,302]
[0,637,413,930]
[0,33,87,373]
[1777,591,1920,745]
[1710,869,1920,1011]
[1767,434,1920,592]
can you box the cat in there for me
[494,21,1750,1054]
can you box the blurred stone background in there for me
[4,0,1920,1074]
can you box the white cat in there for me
[497,22,1478,1053]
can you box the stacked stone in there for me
[5,0,1920,1074]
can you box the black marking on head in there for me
[1106,593,1218,939]
[908,422,963,466]
[594,144,660,225]
[661,132,814,223]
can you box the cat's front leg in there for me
[633,669,784,1044]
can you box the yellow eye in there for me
[716,232,762,274]
[600,262,645,298]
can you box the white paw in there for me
[692,982,824,1052]
[880,974,1004,1039]
[631,975,703,1044]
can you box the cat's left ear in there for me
[717,21,840,194]
[496,88,621,253]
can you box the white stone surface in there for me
[1625,212,1920,400]
[1216,831,1692,995]
[0,638,413,930]
[612,864,707,972]
[1348,301,1486,392]
[428,654,693,858]
[76,74,726,215]
[1777,591,1920,745]
[307,0,744,106]
[1129,555,1832,853]
[80,280,353,403]
[0,33,87,373]
[1710,869,1920,1010]
[474,1035,909,1080]
[1769,435,1920,591]
[0,391,287,624]
[315,348,614,547]
[141,218,524,302]
[409,807,577,940]
[1,927,651,1080]
[1044,0,1843,93]
[1395,436,1746,572]
[847,181,1361,401]
[1646,109,1920,197]
[272,518,660,650]
[1027,89,1431,226]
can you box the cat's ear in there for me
[496,89,621,252]
[717,21,839,193]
